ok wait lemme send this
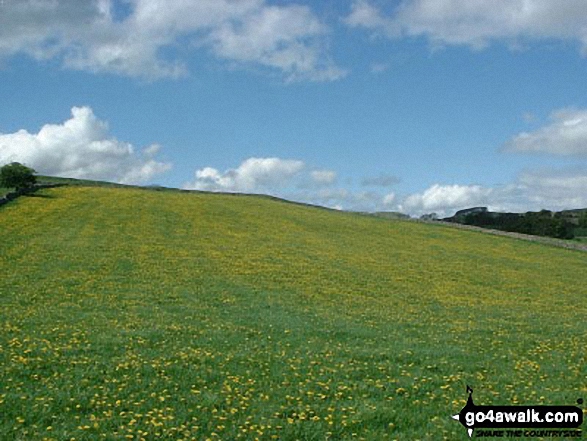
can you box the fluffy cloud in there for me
[0,106,171,184]
[382,192,396,207]
[504,109,587,156]
[184,158,393,211]
[205,4,345,82]
[401,184,493,216]
[345,0,587,51]
[184,157,305,192]
[396,107,587,217]
[187,158,585,215]
[310,170,337,186]
[184,156,587,216]
[518,168,587,209]
[397,166,587,217]
[344,1,394,34]
[0,0,344,81]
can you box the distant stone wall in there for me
[0,184,65,207]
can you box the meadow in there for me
[0,185,585,440]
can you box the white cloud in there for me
[143,143,162,156]
[389,107,586,217]
[184,157,305,193]
[310,170,337,186]
[518,168,587,209]
[345,0,587,52]
[382,192,396,207]
[0,106,171,184]
[205,4,345,82]
[397,166,587,217]
[344,1,396,35]
[504,109,587,156]
[401,184,493,216]
[183,159,582,215]
[0,0,344,81]
[183,146,587,216]
[184,158,393,211]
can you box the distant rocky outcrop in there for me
[452,207,488,221]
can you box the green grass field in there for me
[0,185,585,440]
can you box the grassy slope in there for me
[0,186,586,440]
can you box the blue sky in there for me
[1,0,587,216]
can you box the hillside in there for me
[1,185,586,440]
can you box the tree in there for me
[0,162,37,190]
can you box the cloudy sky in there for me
[1,0,587,216]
